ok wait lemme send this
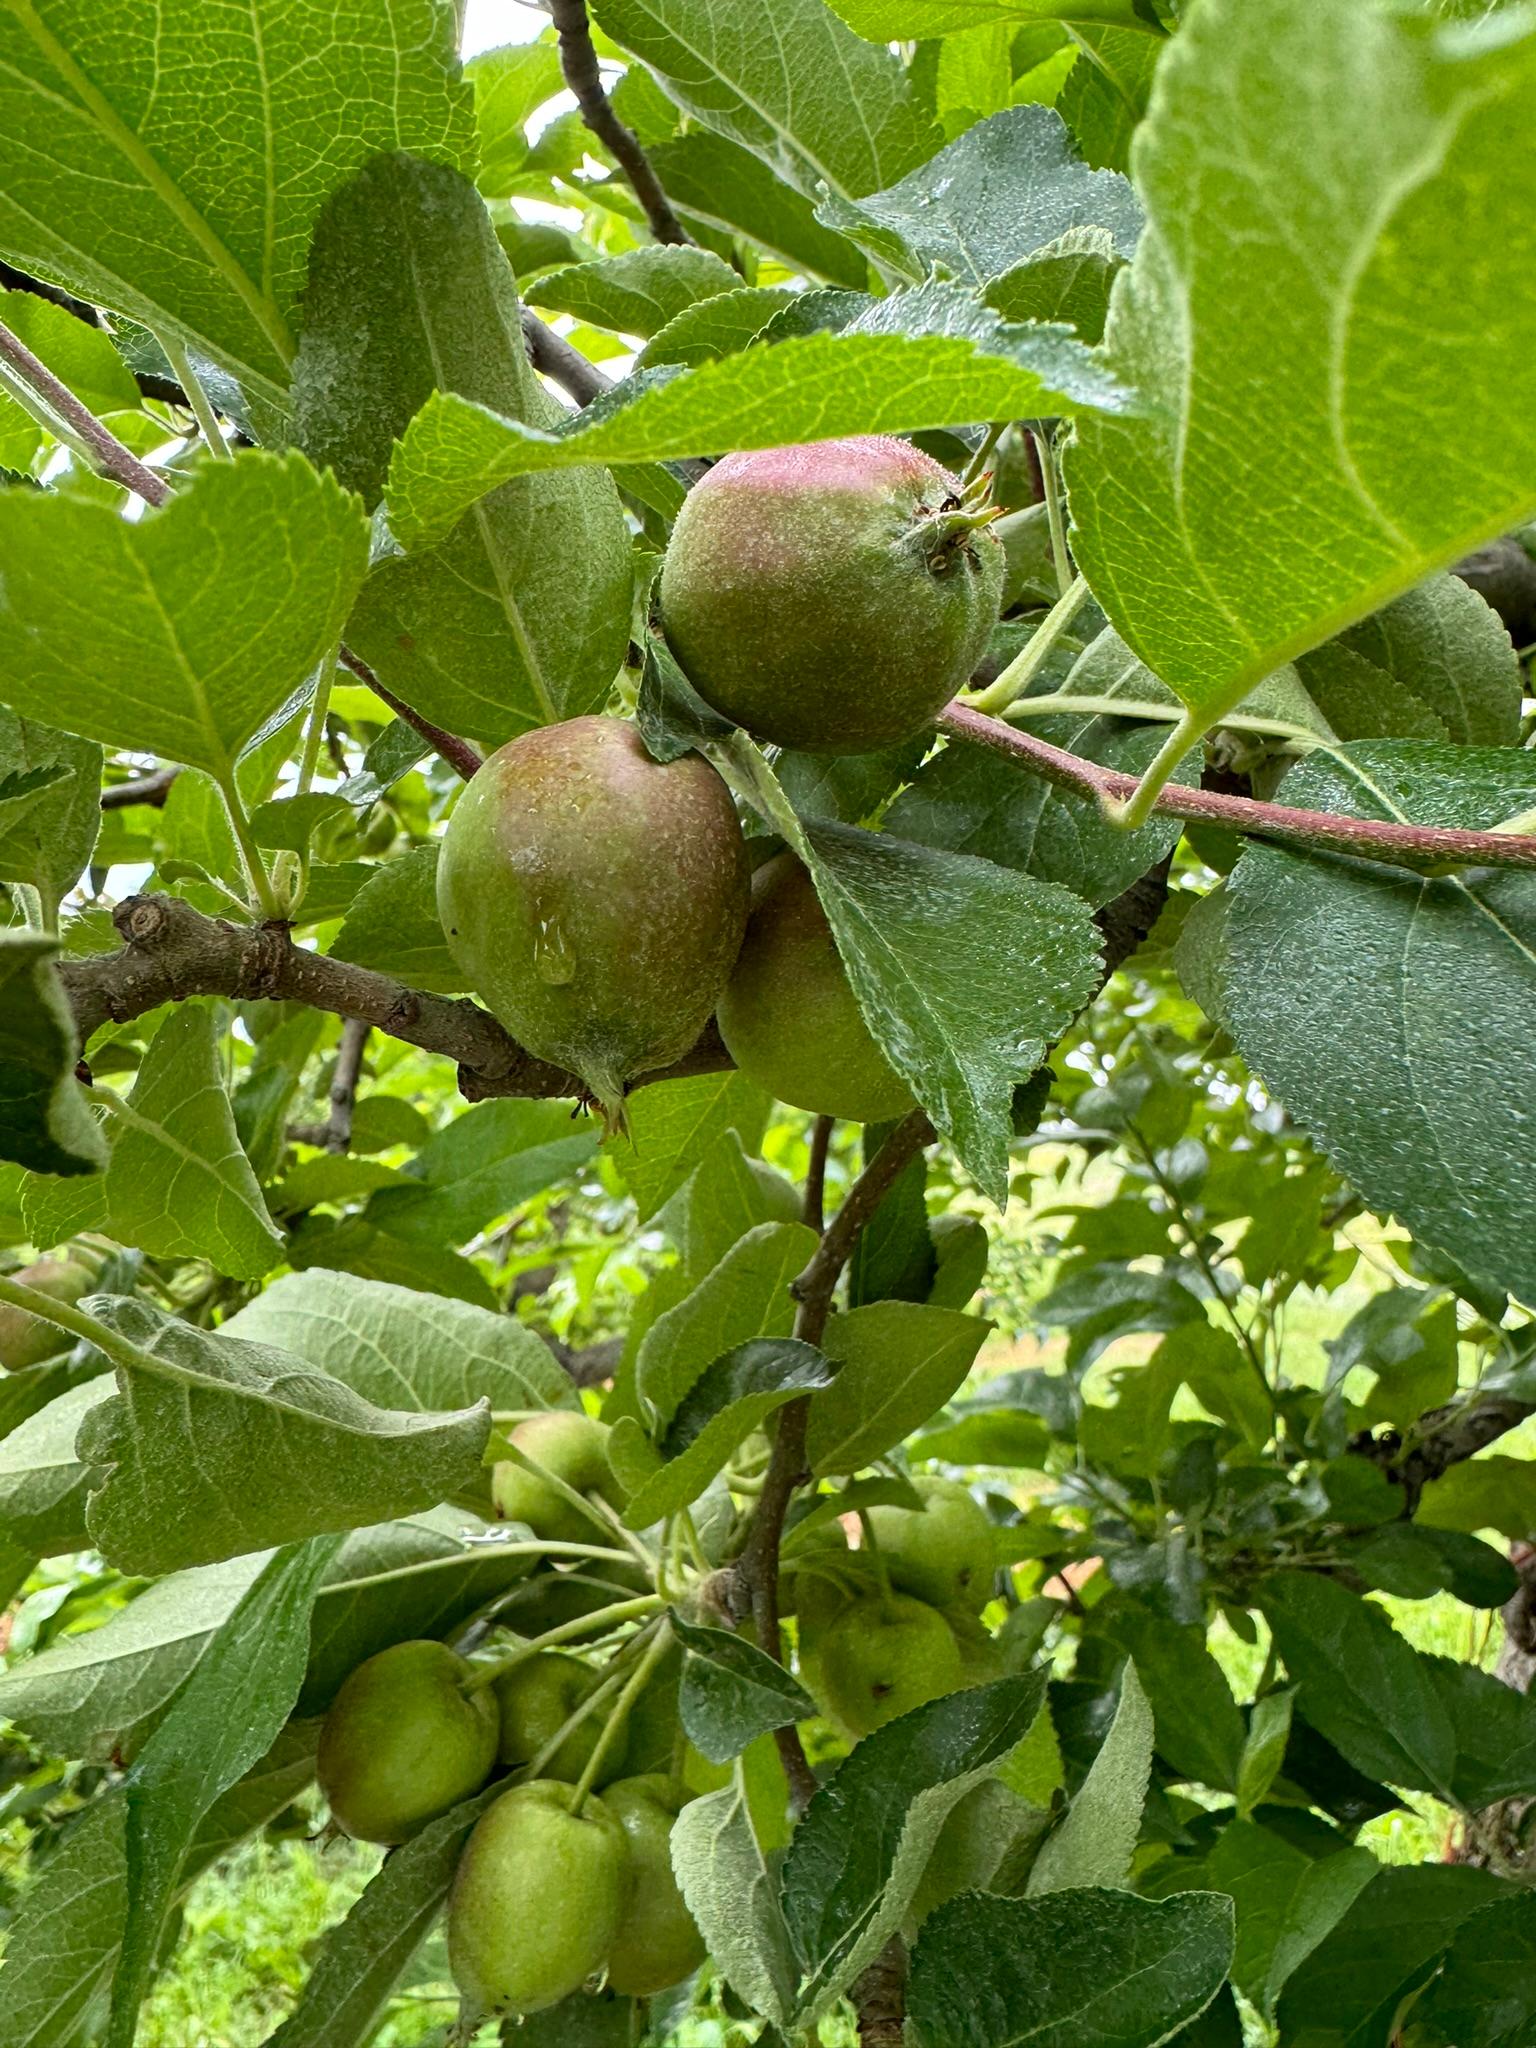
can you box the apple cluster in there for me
[437,435,1005,1129]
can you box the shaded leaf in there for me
[672,1611,815,1763]
[0,932,107,1175]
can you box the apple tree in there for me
[0,0,1535,2041]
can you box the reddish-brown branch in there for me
[939,701,1536,873]
[337,648,482,782]
[547,0,694,247]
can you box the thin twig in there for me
[521,307,612,408]
[324,1018,369,1153]
[803,1116,834,1234]
[337,647,483,782]
[732,1110,936,1813]
[938,700,1536,873]
[0,316,169,506]
[547,0,694,247]
[100,768,181,811]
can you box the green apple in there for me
[0,1256,94,1371]
[494,1649,620,1784]
[812,1593,964,1739]
[492,1409,624,1546]
[448,1780,630,2018]
[317,1640,498,1845]
[867,1476,997,1613]
[602,1774,706,1996]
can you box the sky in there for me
[462,0,548,56]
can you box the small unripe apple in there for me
[0,1257,93,1371]
[491,1410,624,1546]
[317,1640,499,1845]
[437,716,749,1124]
[494,1650,620,1784]
[812,1593,964,1739]
[867,1475,997,1613]
[602,1774,706,1995]
[448,1780,630,2018]
[716,854,915,1124]
[660,436,1004,753]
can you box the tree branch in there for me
[58,892,730,1102]
[521,307,613,409]
[547,0,695,248]
[802,1115,834,1234]
[1354,1380,1536,1515]
[323,1017,369,1152]
[336,647,483,782]
[0,315,170,507]
[939,701,1536,873]
[731,1109,936,1812]
[99,768,181,811]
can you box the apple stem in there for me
[569,1620,674,1816]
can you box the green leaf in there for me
[0,712,101,916]
[533,247,743,337]
[0,1720,319,2048]
[828,0,1163,34]
[220,1268,576,1419]
[1404,1893,1536,2048]
[1066,0,1536,729]
[671,1777,798,2030]
[0,1551,265,1762]
[0,931,108,1175]
[907,1886,1234,2048]
[1029,1661,1151,1894]
[985,224,1123,343]
[636,1220,818,1425]
[1220,743,1536,1305]
[0,0,473,420]
[1346,1524,1517,1610]
[671,1611,816,1763]
[327,844,463,994]
[362,1099,597,1247]
[1294,574,1523,747]
[1204,1820,1378,2020]
[77,1295,489,1574]
[783,1672,1048,2017]
[1056,25,1163,173]
[806,1300,990,1475]
[0,288,141,430]
[108,1536,340,2046]
[626,1337,834,1524]
[1098,1597,1246,1791]
[1235,1688,1295,1821]
[0,451,367,778]
[1259,1571,1536,1812]
[0,1793,127,2047]
[0,1378,108,1555]
[1276,1864,1510,2048]
[387,320,1134,550]
[606,1068,771,1223]
[1418,1456,1536,1542]
[640,285,800,369]
[816,105,1140,285]
[0,1508,528,1760]
[98,1005,282,1279]
[286,1213,500,1310]
[267,1776,509,2048]
[468,39,565,198]
[804,819,1102,1204]
[590,0,935,202]
[294,153,631,746]
[645,131,870,286]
